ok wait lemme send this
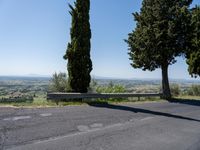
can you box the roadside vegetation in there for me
[0,75,199,107]
[63,0,200,100]
[48,72,69,92]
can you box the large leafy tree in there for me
[64,0,92,93]
[126,0,192,99]
[186,5,200,77]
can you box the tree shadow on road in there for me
[87,102,200,123]
[168,98,200,107]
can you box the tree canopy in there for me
[64,0,92,93]
[186,5,200,78]
[126,0,192,99]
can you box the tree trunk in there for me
[161,64,171,100]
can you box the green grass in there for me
[174,95,200,100]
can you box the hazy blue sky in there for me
[0,0,199,79]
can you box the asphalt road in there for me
[0,100,200,150]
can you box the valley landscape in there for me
[0,76,199,104]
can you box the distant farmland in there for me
[0,76,199,102]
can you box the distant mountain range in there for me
[26,74,51,78]
[0,75,50,81]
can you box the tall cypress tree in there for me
[186,5,200,77]
[64,0,92,93]
[126,0,192,99]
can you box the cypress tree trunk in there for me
[161,64,171,100]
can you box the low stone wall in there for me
[47,92,162,100]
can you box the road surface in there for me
[0,100,200,150]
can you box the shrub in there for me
[187,85,200,96]
[96,83,126,94]
[48,72,69,92]
[170,84,181,97]
[95,82,126,101]
[89,79,98,93]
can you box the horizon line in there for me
[0,74,199,81]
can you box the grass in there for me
[175,95,200,100]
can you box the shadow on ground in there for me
[168,98,200,107]
[87,100,200,123]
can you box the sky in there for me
[0,0,199,80]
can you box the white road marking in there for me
[3,118,12,121]
[77,125,90,132]
[3,116,31,121]
[140,116,154,121]
[90,123,103,128]
[40,113,52,117]
[129,118,135,122]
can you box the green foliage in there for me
[0,97,33,103]
[49,72,69,92]
[96,82,126,94]
[64,0,92,93]
[186,6,200,77]
[187,85,200,96]
[89,79,98,93]
[126,0,192,99]
[96,82,126,101]
[170,84,181,97]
